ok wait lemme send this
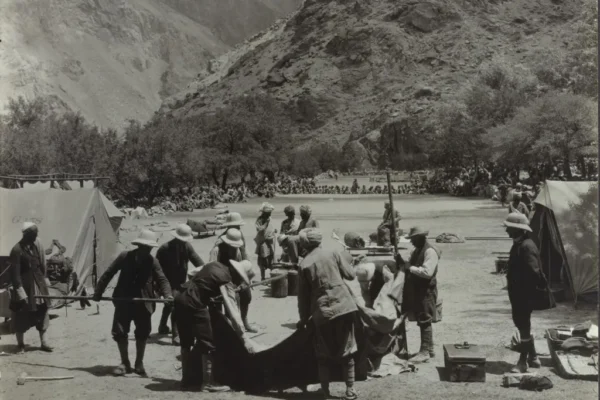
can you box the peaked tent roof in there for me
[0,188,119,290]
[532,180,598,299]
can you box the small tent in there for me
[530,180,598,303]
[21,180,125,234]
[0,188,119,291]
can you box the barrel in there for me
[270,269,289,298]
[287,270,299,296]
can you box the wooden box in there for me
[443,342,486,382]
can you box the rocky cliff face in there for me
[0,0,300,130]
[161,0,587,166]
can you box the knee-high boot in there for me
[200,353,230,392]
[317,362,331,398]
[114,340,132,376]
[158,305,171,334]
[180,348,201,390]
[527,338,541,368]
[409,324,432,363]
[134,340,147,377]
[342,357,358,400]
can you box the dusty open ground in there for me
[1,194,597,399]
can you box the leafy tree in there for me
[432,58,539,166]
[202,94,293,188]
[486,92,597,178]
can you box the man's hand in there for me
[296,320,307,330]
[165,295,174,301]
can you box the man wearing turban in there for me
[10,222,53,353]
[298,205,319,231]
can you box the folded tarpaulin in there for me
[208,311,368,394]
[205,275,406,394]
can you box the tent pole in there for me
[92,216,99,314]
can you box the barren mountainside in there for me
[0,0,301,130]
[161,0,589,165]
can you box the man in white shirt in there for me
[397,227,440,363]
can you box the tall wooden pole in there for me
[386,171,398,255]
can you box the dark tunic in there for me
[156,240,204,291]
[95,249,172,314]
[10,240,49,310]
[10,239,51,333]
[403,242,440,326]
[175,262,234,351]
[507,235,548,333]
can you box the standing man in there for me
[503,213,545,372]
[397,227,441,364]
[174,260,257,391]
[10,222,53,353]
[93,230,173,377]
[297,229,358,400]
[209,228,258,333]
[255,203,276,281]
[377,202,401,247]
[298,205,319,231]
[156,224,205,345]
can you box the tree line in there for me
[0,94,362,205]
[426,0,598,177]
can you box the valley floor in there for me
[1,195,597,400]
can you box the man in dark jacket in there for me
[297,228,358,400]
[503,213,544,373]
[10,222,53,353]
[156,224,205,344]
[93,230,173,377]
[174,260,257,392]
[397,226,440,364]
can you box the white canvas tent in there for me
[0,188,119,291]
[530,180,598,302]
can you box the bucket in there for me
[270,269,289,298]
[287,270,299,296]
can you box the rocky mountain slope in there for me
[0,0,300,130]
[161,0,589,164]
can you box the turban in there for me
[22,222,37,232]
[300,205,311,214]
[299,228,322,248]
[284,205,295,214]
[259,202,275,213]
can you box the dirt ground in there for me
[1,194,597,400]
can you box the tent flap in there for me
[532,181,598,299]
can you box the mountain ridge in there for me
[0,0,301,130]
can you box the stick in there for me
[386,171,399,256]
[34,295,173,303]
[465,237,511,241]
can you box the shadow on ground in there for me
[14,361,118,377]
[145,377,181,392]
